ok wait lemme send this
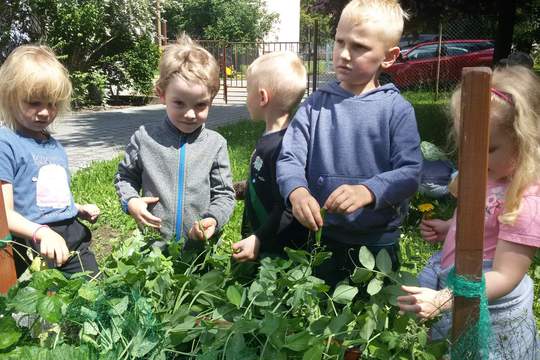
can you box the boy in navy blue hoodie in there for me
[276,0,422,286]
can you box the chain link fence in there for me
[381,16,497,97]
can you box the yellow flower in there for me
[418,203,435,219]
[418,203,435,213]
[225,66,234,77]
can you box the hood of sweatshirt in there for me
[318,80,401,102]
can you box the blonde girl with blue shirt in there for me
[0,45,99,276]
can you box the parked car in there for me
[399,33,438,53]
[381,39,494,88]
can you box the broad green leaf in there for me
[226,285,243,308]
[131,331,159,357]
[284,248,310,266]
[367,277,384,296]
[332,284,358,304]
[303,341,324,360]
[29,269,66,290]
[10,286,43,314]
[260,314,282,337]
[283,331,312,351]
[381,285,406,306]
[108,296,129,316]
[232,319,260,333]
[37,294,63,323]
[308,316,331,335]
[358,246,375,270]
[78,282,100,301]
[0,316,21,349]
[375,249,392,274]
[351,267,372,284]
[328,309,354,334]
[360,316,376,340]
[226,333,246,360]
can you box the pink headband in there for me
[491,88,514,106]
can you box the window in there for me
[406,44,439,60]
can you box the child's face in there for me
[160,77,212,134]
[333,17,397,94]
[488,120,517,181]
[15,99,58,138]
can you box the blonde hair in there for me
[246,52,307,114]
[340,0,409,47]
[156,34,220,99]
[0,45,72,130]
[449,66,540,224]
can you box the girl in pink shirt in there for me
[397,66,540,359]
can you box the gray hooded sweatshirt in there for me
[115,117,235,241]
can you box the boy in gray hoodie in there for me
[276,0,422,286]
[115,35,235,243]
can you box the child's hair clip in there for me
[490,88,514,106]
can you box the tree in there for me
[163,0,277,42]
[1,0,161,103]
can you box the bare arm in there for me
[397,239,537,317]
[1,183,69,266]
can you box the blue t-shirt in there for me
[0,127,78,224]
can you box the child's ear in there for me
[259,89,270,107]
[381,46,401,69]
[156,86,166,104]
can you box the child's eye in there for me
[196,103,208,110]
[175,101,185,107]
[28,101,42,107]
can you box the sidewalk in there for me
[53,102,249,172]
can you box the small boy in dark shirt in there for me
[232,52,308,261]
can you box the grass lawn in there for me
[71,91,539,326]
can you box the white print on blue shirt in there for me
[36,164,71,209]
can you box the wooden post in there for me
[0,182,17,294]
[161,19,168,46]
[451,67,492,341]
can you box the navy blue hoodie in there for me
[276,81,422,245]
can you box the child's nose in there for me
[37,107,50,117]
[185,109,196,119]
[339,47,351,61]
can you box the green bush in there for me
[71,68,109,108]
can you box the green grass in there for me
[71,93,539,327]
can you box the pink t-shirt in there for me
[440,179,540,269]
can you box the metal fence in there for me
[197,40,314,103]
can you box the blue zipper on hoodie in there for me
[175,137,186,241]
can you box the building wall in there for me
[264,0,300,42]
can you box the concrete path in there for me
[53,102,249,173]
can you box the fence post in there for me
[222,45,228,104]
[435,22,443,100]
[312,19,319,93]
[0,182,17,294]
[161,19,168,46]
[451,67,491,346]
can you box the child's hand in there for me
[324,184,373,214]
[35,227,70,267]
[420,219,450,244]
[77,204,100,223]
[127,197,162,229]
[188,217,217,241]
[397,286,453,319]
[232,234,261,261]
[289,187,323,231]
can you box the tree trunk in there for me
[493,0,516,64]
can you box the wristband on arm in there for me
[32,225,50,243]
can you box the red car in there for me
[381,39,494,88]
